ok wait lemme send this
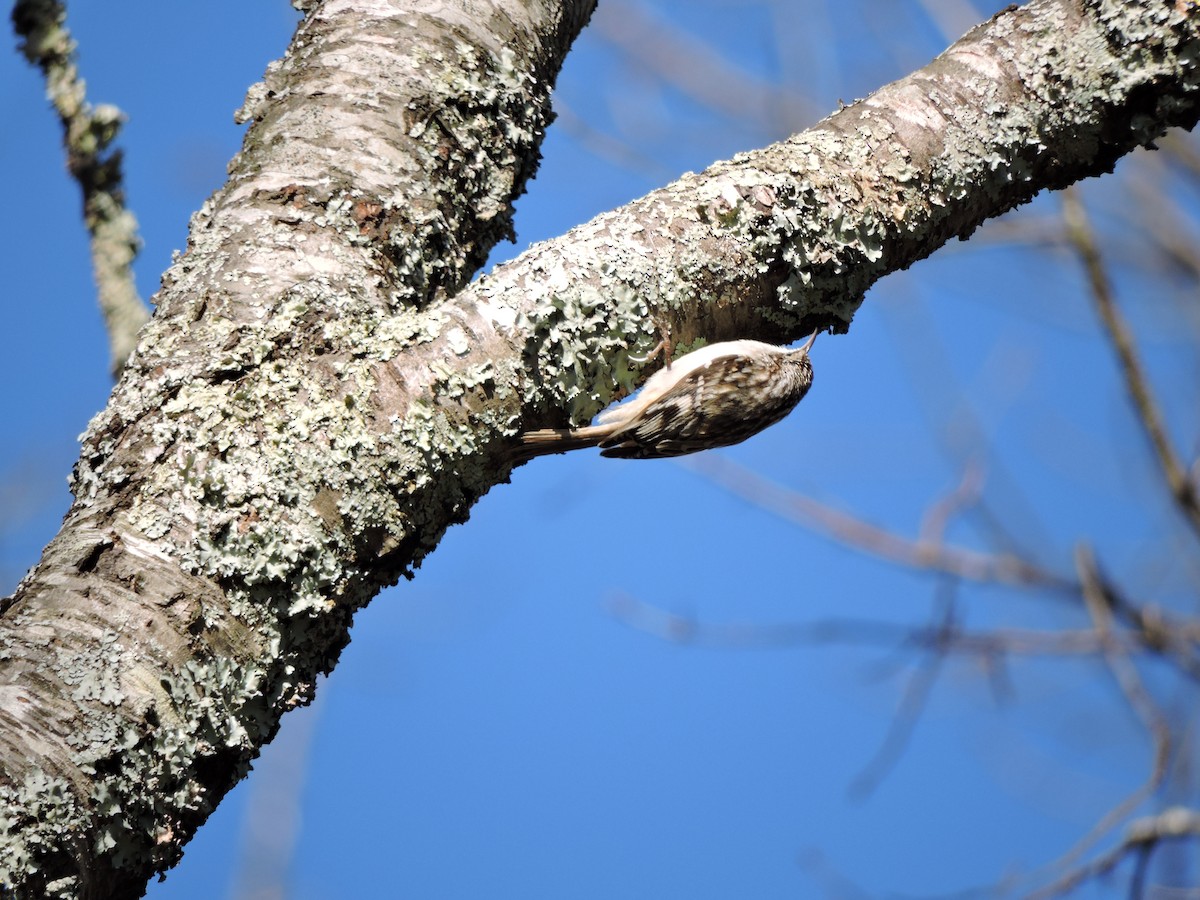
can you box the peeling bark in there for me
[1,1,1197,897]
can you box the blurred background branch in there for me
[12,0,148,377]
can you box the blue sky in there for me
[3,2,1197,897]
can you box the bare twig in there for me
[551,101,677,185]
[848,585,956,799]
[918,458,984,546]
[1160,130,1200,183]
[685,454,1071,591]
[879,289,1059,562]
[1035,806,1200,898]
[12,0,150,377]
[688,453,1200,679]
[1101,591,1200,682]
[1127,157,1200,286]
[1027,546,1175,898]
[589,0,813,138]
[1061,188,1200,541]
[794,847,877,900]
[606,591,1134,657]
[228,702,321,900]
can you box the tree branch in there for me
[1061,187,1200,541]
[847,585,957,800]
[1028,545,1176,894]
[686,454,1069,589]
[2,1,1198,896]
[1035,805,1200,898]
[11,0,150,378]
[0,1,596,895]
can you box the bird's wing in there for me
[599,353,753,458]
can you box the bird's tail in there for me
[512,426,609,461]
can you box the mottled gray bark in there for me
[1,0,1196,897]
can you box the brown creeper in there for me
[519,330,818,460]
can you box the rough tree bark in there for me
[1,0,1197,897]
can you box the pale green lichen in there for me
[520,279,648,424]
[57,630,125,708]
[395,38,552,306]
[0,770,81,885]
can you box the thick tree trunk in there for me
[1,1,1197,897]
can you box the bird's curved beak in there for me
[801,328,819,354]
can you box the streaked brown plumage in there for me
[518,330,818,460]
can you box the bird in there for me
[517,330,818,460]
